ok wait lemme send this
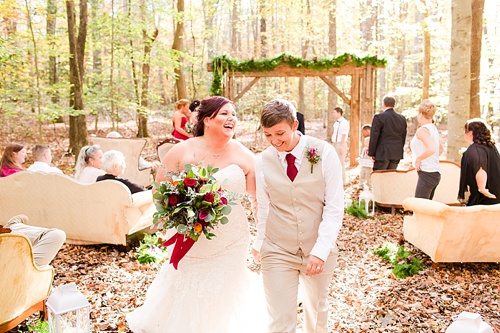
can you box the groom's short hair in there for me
[260,99,297,128]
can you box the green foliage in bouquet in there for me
[135,233,169,264]
[210,53,387,96]
[152,164,236,242]
[26,319,49,333]
[346,200,368,219]
[374,242,424,278]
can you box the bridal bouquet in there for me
[152,164,235,269]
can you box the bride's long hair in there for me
[193,96,233,137]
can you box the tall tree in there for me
[420,0,431,100]
[172,0,186,99]
[448,0,471,162]
[25,0,43,141]
[47,0,58,105]
[298,0,311,117]
[259,0,267,58]
[66,0,88,158]
[327,0,337,142]
[470,0,485,118]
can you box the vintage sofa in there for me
[0,233,53,333]
[402,197,500,262]
[371,160,461,212]
[0,172,155,245]
[90,136,152,187]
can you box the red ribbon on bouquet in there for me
[162,233,195,270]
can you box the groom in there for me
[252,99,344,333]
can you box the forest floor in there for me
[4,117,500,333]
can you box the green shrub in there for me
[135,233,169,264]
[26,319,49,333]
[374,242,424,278]
[346,200,368,219]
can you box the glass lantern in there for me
[46,283,90,333]
[359,187,375,216]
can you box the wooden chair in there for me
[157,137,181,162]
[0,234,54,333]
[91,136,152,187]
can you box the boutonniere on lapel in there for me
[305,147,321,173]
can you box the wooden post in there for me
[350,70,361,167]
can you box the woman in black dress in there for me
[458,118,500,206]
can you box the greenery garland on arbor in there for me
[210,53,387,96]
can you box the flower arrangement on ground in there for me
[374,242,424,278]
[152,164,236,269]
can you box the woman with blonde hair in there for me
[0,143,27,177]
[171,99,193,140]
[410,100,443,199]
[74,145,105,184]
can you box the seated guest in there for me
[97,150,145,194]
[0,142,27,177]
[1,214,66,266]
[105,131,161,172]
[75,144,105,184]
[27,144,64,175]
[458,118,500,206]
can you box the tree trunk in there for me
[259,0,267,58]
[448,0,471,162]
[298,0,311,118]
[137,28,159,138]
[421,0,431,100]
[327,0,337,142]
[47,0,59,106]
[470,0,484,118]
[172,0,187,99]
[67,0,88,158]
[25,0,43,142]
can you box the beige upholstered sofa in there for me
[0,172,155,245]
[371,160,461,212]
[0,233,53,332]
[402,197,500,262]
[91,136,152,187]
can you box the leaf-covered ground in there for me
[5,118,500,332]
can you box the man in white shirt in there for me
[252,99,344,333]
[331,107,349,185]
[2,214,66,266]
[27,144,63,175]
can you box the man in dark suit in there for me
[291,100,305,134]
[368,95,407,170]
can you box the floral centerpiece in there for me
[152,164,235,269]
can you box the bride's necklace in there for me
[204,139,229,162]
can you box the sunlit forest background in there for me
[1,0,499,158]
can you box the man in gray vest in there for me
[252,99,344,333]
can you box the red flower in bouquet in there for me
[152,164,236,269]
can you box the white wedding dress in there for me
[127,164,268,333]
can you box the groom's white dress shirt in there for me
[253,134,344,261]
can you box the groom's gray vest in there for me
[261,136,327,256]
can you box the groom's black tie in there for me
[286,153,298,181]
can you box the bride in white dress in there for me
[127,96,268,333]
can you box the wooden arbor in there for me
[208,58,383,165]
